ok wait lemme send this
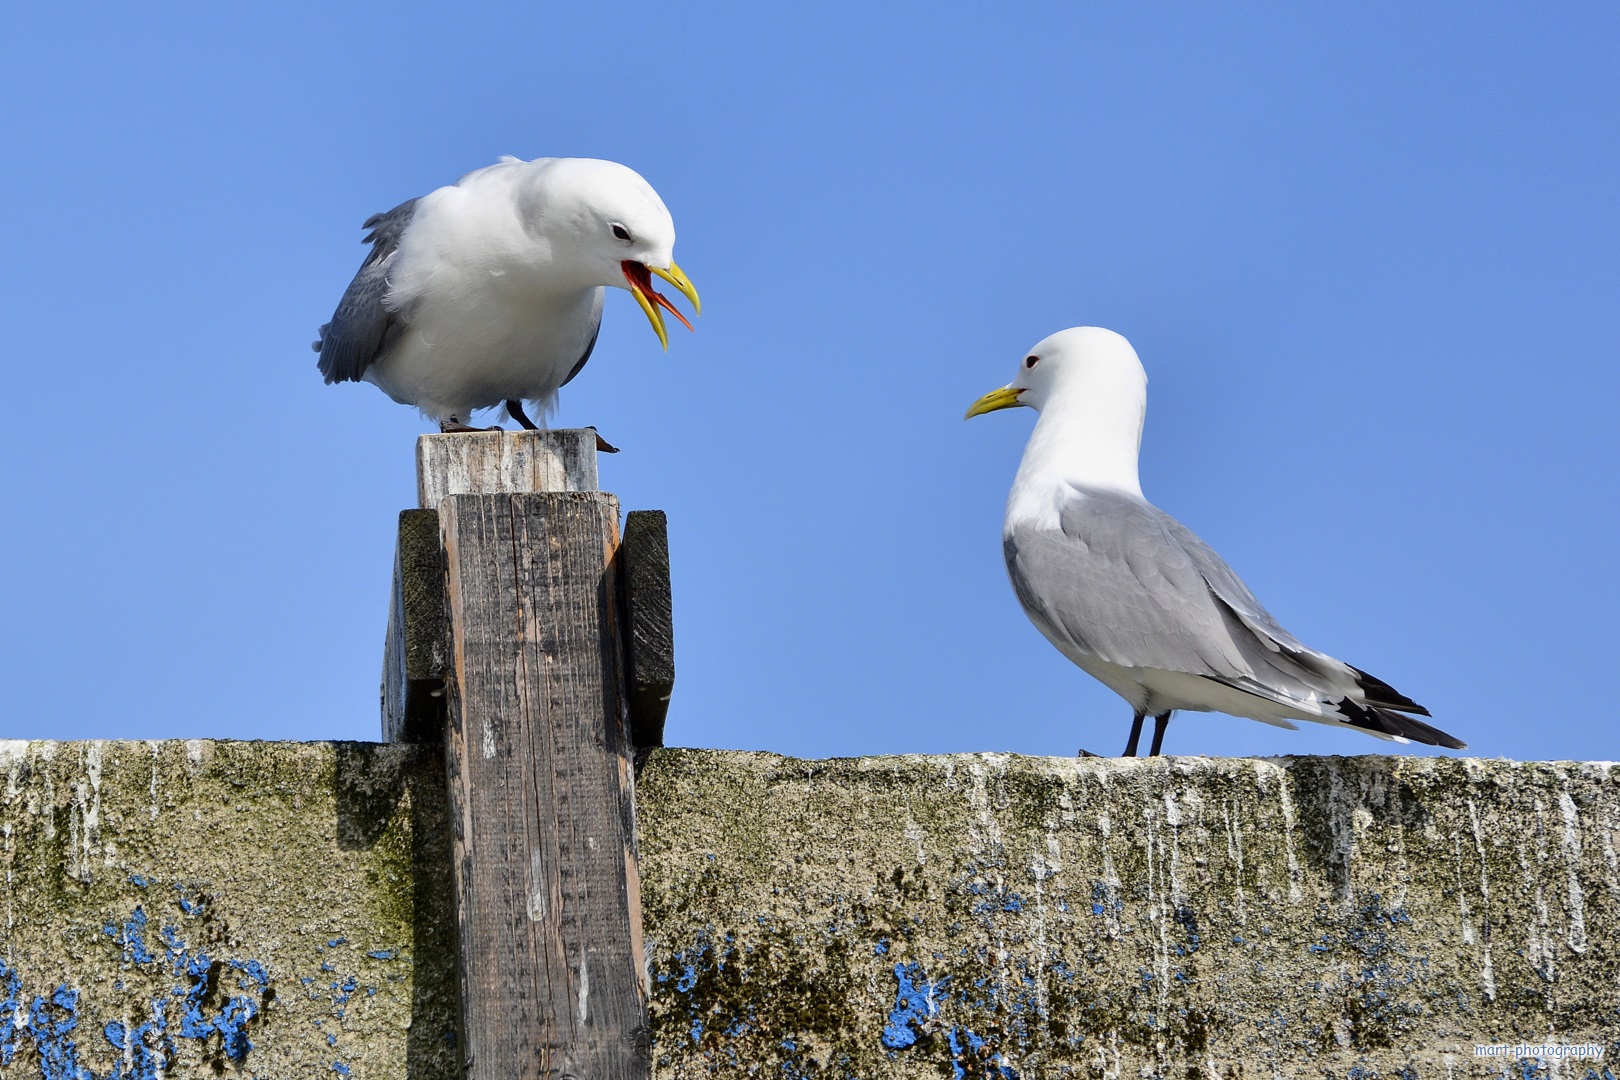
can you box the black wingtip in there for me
[1348,665,1431,717]
[1336,698,1465,750]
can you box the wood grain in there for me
[417,430,599,509]
[439,492,648,1080]
[620,511,674,750]
[382,509,448,743]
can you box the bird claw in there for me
[438,421,503,434]
[588,427,620,454]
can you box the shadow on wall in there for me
[334,741,460,1080]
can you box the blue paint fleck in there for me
[882,962,944,1050]
[366,949,398,961]
[946,1026,1020,1080]
[0,909,272,1078]
[331,1063,351,1075]
[127,875,149,889]
[105,908,156,966]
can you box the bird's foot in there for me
[589,427,620,453]
[438,421,503,434]
[1077,748,1102,758]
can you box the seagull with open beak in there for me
[315,156,701,437]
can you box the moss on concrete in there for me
[3,743,1614,1077]
[636,751,1620,1078]
[0,740,458,1080]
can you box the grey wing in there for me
[1159,514,1312,654]
[1005,489,1252,678]
[1163,513,1435,719]
[314,198,419,384]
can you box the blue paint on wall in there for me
[104,909,155,966]
[0,895,272,1078]
[881,962,944,1050]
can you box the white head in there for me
[966,327,1149,496]
[515,157,701,349]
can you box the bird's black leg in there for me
[506,400,539,430]
[1148,711,1173,757]
[1122,711,1146,757]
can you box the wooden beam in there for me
[439,491,649,1080]
[417,429,598,510]
[382,508,448,743]
[620,511,675,750]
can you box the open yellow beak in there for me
[622,259,701,351]
[652,262,701,316]
[964,385,1026,419]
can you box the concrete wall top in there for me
[0,743,1614,1077]
[635,750,1620,1078]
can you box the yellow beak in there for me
[652,261,701,316]
[964,385,1026,419]
[622,259,700,351]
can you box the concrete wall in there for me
[637,752,1620,1078]
[0,740,458,1079]
[0,743,1615,1077]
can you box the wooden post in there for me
[440,491,646,1079]
[380,428,667,1079]
[417,429,599,510]
[384,431,676,747]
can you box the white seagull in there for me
[966,327,1463,756]
[315,156,700,433]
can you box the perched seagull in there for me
[965,327,1464,757]
[314,156,700,432]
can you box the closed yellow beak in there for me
[964,385,1026,419]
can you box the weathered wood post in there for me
[381,429,673,1080]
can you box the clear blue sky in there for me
[2,4,1614,761]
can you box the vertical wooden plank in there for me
[382,509,448,743]
[418,430,599,510]
[440,492,648,1080]
[620,511,675,750]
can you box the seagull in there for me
[965,326,1464,757]
[314,156,700,433]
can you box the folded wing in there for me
[314,198,419,384]
[1006,485,1463,748]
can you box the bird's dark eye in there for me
[1025,355,1040,369]
[611,223,632,242]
